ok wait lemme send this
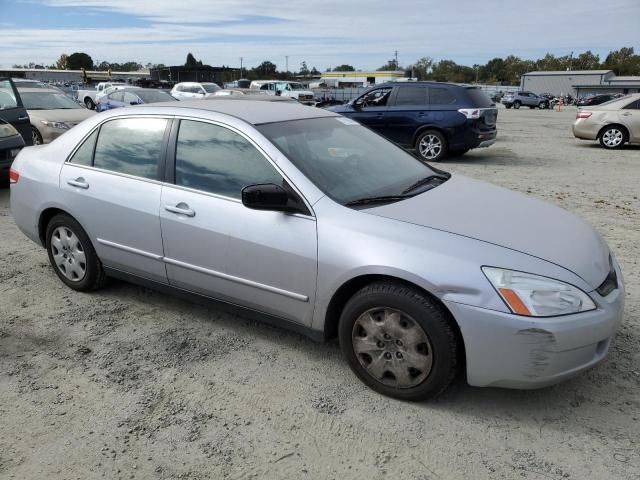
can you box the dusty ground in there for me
[1,106,639,480]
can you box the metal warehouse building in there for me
[520,70,614,96]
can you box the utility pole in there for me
[240,56,243,79]
[569,51,573,71]
[285,55,289,78]
[394,50,398,70]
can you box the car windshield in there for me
[202,83,221,93]
[21,92,83,110]
[258,117,447,206]
[289,83,305,90]
[135,90,176,103]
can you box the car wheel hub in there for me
[352,307,433,388]
[419,135,442,160]
[50,226,87,282]
[603,129,623,147]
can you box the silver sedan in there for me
[9,99,624,400]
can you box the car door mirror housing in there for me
[242,184,305,214]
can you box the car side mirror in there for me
[241,184,307,214]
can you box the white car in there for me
[249,81,315,105]
[75,82,126,110]
[170,82,222,100]
[95,85,136,105]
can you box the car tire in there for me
[31,126,43,145]
[539,101,547,109]
[599,126,627,149]
[85,98,95,110]
[504,104,512,109]
[45,214,106,291]
[338,281,459,401]
[415,130,447,162]
[513,101,521,109]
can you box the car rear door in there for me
[384,85,429,146]
[159,118,318,325]
[619,99,640,142]
[0,78,32,145]
[59,116,171,283]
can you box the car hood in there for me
[326,104,354,113]
[365,175,610,289]
[28,109,96,125]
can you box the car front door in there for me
[349,87,392,135]
[160,119,318,325]
[385,85,429,146]
[0,78,32,145]
[59,116,171,283]
[619,99,640,142]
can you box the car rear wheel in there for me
[513,101,521,109]
[416,130,447,162]
[31,126,43,145]
[599,126,626,149]
[84,98,95,110]
[338,281,459,401]
[45,214,106,291]
[504,104,512,109]
[538,101,547,109]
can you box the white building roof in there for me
[523,70,613,76]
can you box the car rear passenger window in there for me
[394,86,428,106]
[68,129,97,166]
[175,120,283,199]
[429,88,457,105]
[93,118,167,180]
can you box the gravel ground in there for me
[1,105,639,480]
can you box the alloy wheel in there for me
[50,226,87,282]
[352,307,433,388]
[418,135,443,160]
[32,129,42,145]
[602,128,624,147]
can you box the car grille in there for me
[300,94,314,101]
[596,258,618,297]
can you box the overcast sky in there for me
[1,0,639,71]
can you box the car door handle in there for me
[67,177,89,189]
[376,113,385,117]
[164,203,196,217]
[621,112,632,116]
[18,116,29,121]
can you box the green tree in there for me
[603,47,640,75]
[573,50,600,70]
[67,52,94,70]
[377,59,400,71]
[332,64,355,71]
[251,61,278,78]
[299,61,310,76]
[185,52,198,68]
[408,57,433,80]
[56,53,69,70]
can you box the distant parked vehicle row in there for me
[327,81,497,161]
[573,93,640,149]
[576,94,619,107]
[249,80,315,105]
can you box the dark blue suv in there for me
[327,82,497,161]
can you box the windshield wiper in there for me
[345,195,410,207]
[401,174,449,195]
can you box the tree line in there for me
[13,47,640,85]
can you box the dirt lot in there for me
[1,106,639,480]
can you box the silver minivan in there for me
[10,99,624,400]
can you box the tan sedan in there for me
[18,88,95,144]
[573,93,640,149]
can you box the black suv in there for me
[327,82,497,161]
[0,78,29,182]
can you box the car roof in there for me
[136,98,337,125]
[17,88,63,94]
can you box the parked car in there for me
[96,88,177,112]
[573,93,640,149]
[96,84,136,105]
[249,81,315,105]
[170,82,222,100]
[76,82,126,110]
[327,82,497,161]
[0,119,25,183]
[502,91,548,109]
[213,88,269,97]
[576,94,617,107]
[9,100,624,400]
[19,88,95,145]
[0,77,32,146]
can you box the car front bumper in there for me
[444,263,625,389]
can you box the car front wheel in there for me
[45,214,106,291]
[31,126,43,145]
[416,130,447,162]
[599,126,626,149]
[85,98,95,110]
[513,101,521,109]
[338,282,459,401]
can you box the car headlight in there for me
[41,121,70,130]
[0,122,19,139]
[482,267,596,317]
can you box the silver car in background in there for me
[9,99,624,400]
